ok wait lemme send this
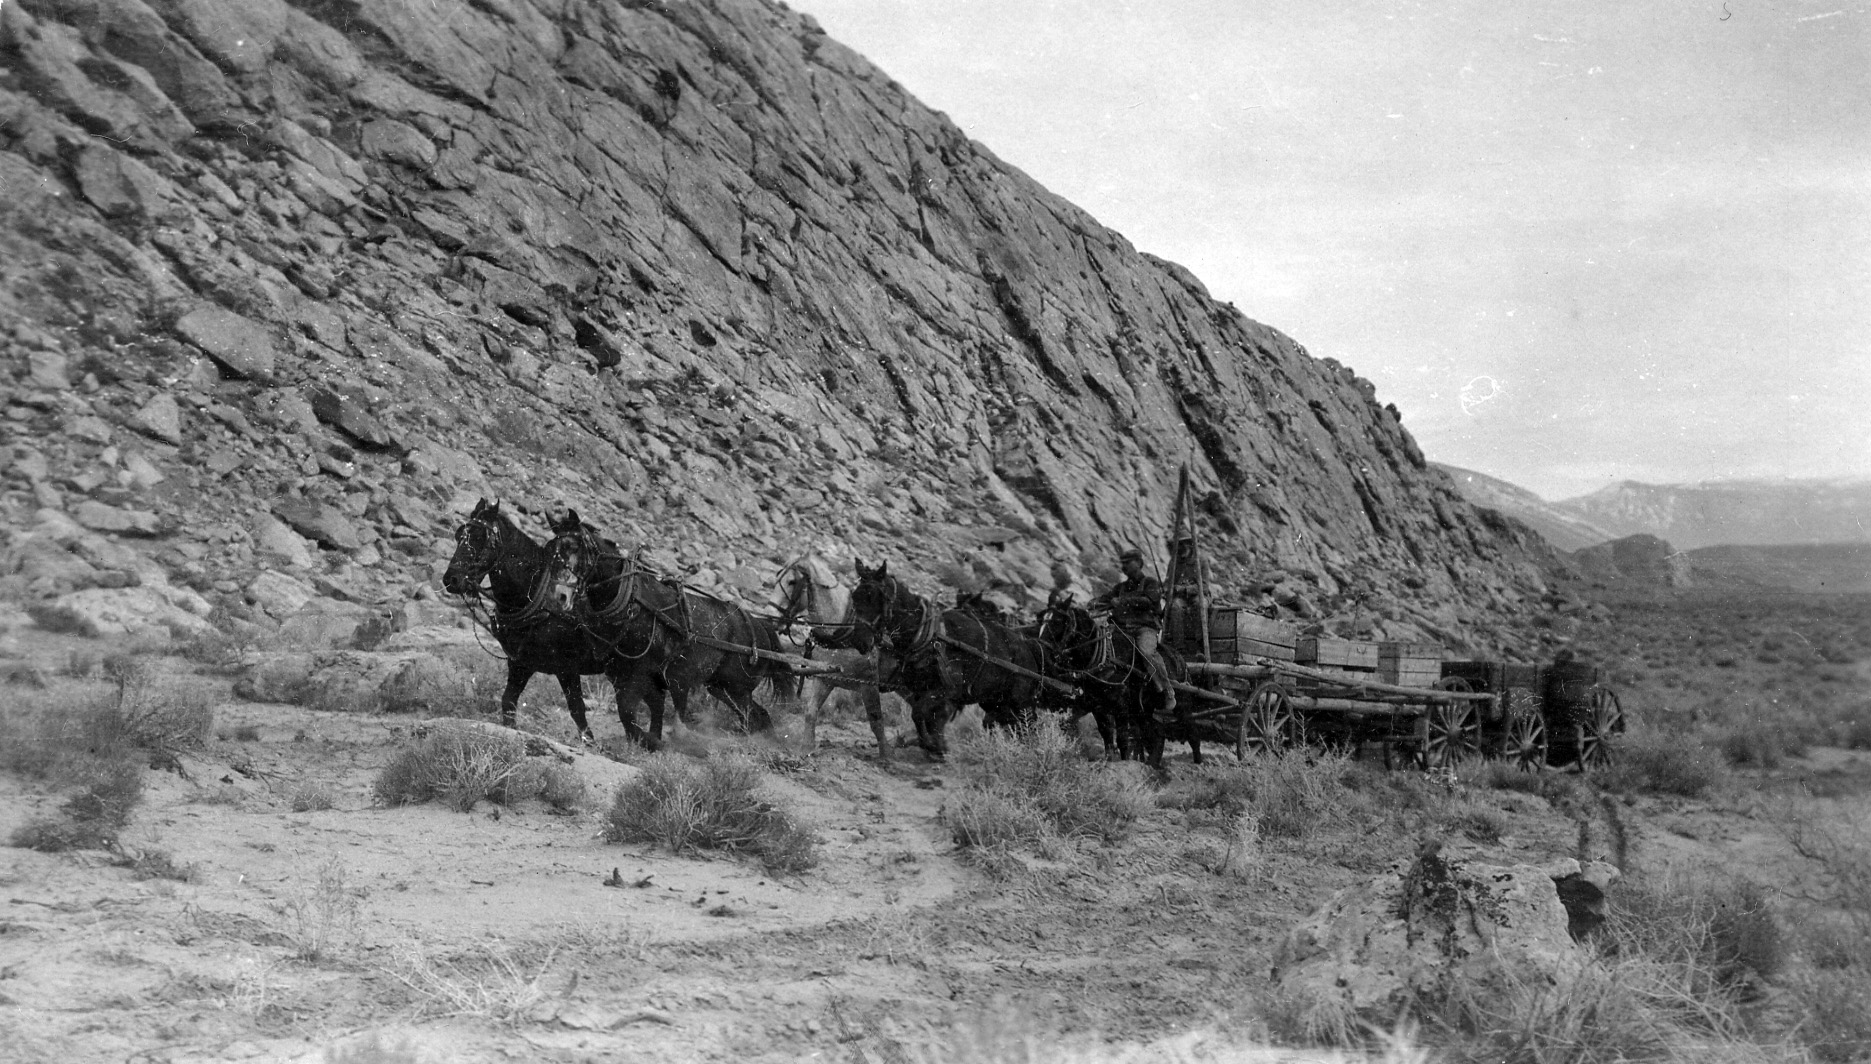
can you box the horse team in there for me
[442,499,1185,766]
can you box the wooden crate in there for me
[1296,636,1378,671]
[1379,641,1443,687]
[1205,608,1297,662]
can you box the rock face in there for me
[1273,843,1598,1026]
[1,0,1561,653]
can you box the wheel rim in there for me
[1237,683,1292,759]
[1506,710,1547,772]
[1577,686,1623,769]
[1423,694,1479,770]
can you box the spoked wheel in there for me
[1574,686,1624,771]
[1421,680,1482,770]
[1236,681,1295,759]
[1505,709,1548,773]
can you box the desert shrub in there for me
[1720,724,1787,770]
[1600,869,1785,994]
[603,752,817,873]
[1472,760,1546,794]
[24,600,89,635]
[119,845,197,882]
[288,780,337,812]
[1447,803,1507,844]
[373,726,583,812]
[942,723,1154,847]
[0,682,121,778]
[942,786,1052,851]
[108,661,214,753]
[385,942,553,1024]
[1593,727,1725,798]
[274,859,361,962]
[379,656,496,716]
[1798,968,1871,1063]
[228,724,262,742]
[10,757,144,852]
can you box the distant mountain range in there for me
[1433,466,1620,552]
[1436,466,1871,551]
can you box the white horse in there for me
[771,554,897,760]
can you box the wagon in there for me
[1162,605,1625,772]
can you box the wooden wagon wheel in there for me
[1236,681,1294,759]
[1505,706,1548,773]
[1421,679,1481,769]
[1574,685,1624,771]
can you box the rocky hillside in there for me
[1435,464,1617,552]
[1,0,1561,654]
[1553,479,1871,550]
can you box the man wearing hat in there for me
[1093,548,1175,711]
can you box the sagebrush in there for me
[604,752,818,873]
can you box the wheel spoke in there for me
[1578,686,1622,770]
[1423,696,1478,770]
[1237,683,1291,759]
[1507,710,1547,772]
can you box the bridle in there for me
[449,511,555,631]
[851,572,939,656]
[551,532,698,660]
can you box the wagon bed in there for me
[1167,608,1624,771]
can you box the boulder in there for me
[233,652,318,703]
[391,598,468,631]
[45,585,217,639]
[253,513,317,569]
[74,500,163,536]
[73,143,174,217]
[273,499,362,551]
[309,386,396,449]
[173,305,278,383]
[1272,842,1595,1028]
[130,392,185,445]
[246,569,317,619]
[275,596,379,649]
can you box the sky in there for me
[790,0,1871,501]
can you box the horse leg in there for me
[852,685,886,760]
[909,692,947,759]
[1174,689,1202,766]
[609,669,650,748]
[557,673,596,745]
[1090,705,1118,759]
[499,662,533,728]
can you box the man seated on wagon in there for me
[1092,547,1176,713]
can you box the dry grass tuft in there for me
[273,859,362,963]
[940,723,1155,855]
[604,752,819,873]
[373,725,583,812]
[1593,726,1726,798]
[384,941,553,1024]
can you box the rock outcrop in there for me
[2,0,1560,653]
[1571,534,1692,590]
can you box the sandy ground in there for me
[2,625,1865,1064]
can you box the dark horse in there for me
[543,512,797,749]
[1035,590,1182,768]
[440,498,647,742]
[844,561,1050,759]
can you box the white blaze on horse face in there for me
[551,543,583,613]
